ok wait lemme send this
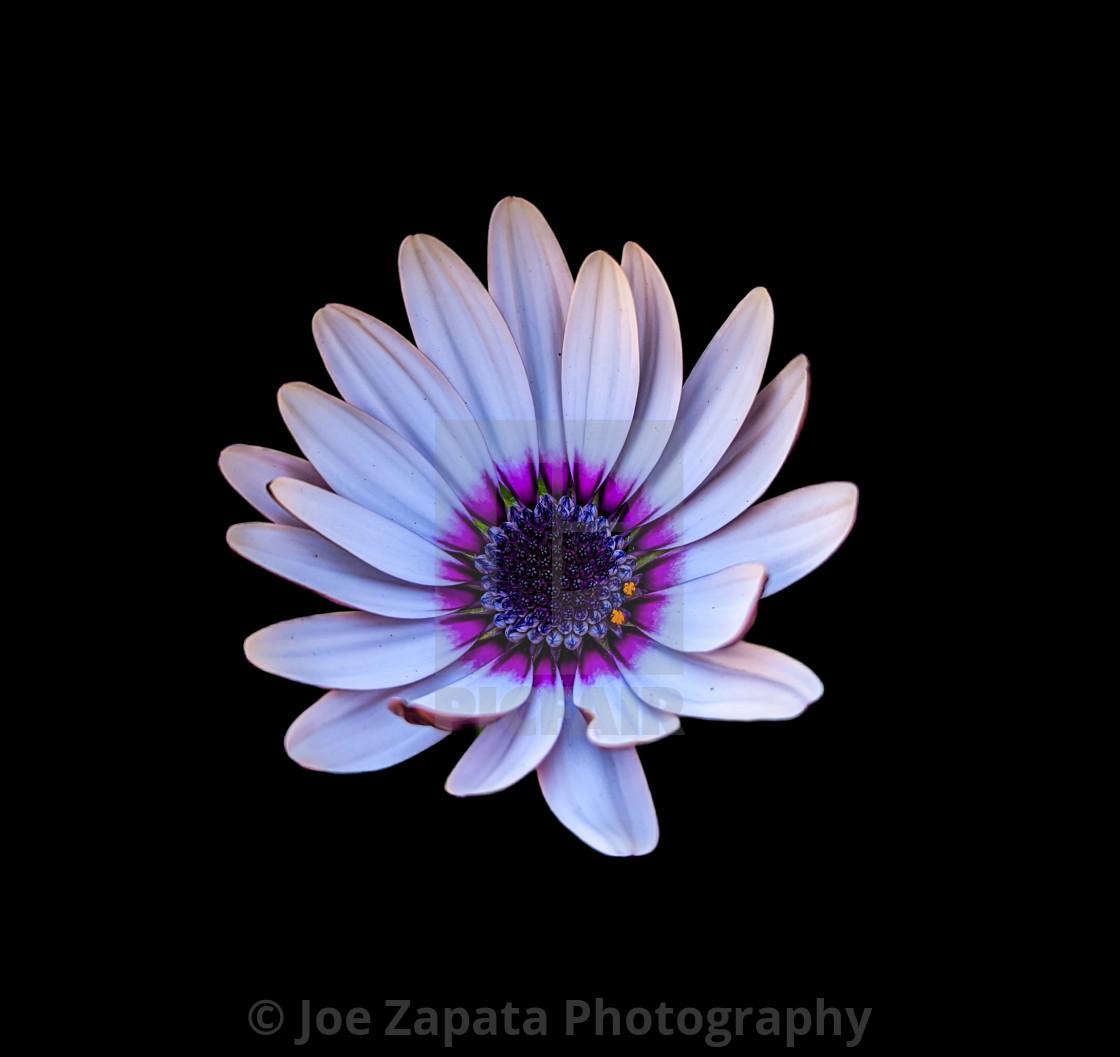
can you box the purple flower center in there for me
[475,493,638,651]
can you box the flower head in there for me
[220,197,857,856]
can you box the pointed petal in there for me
[601,242,683,513]
[244,610,486,690]
[620,287,773,530]
[698,639,824,701]
[445,653,563,795]
[278,382,478,552]
[285,688,449,773]
[537,706,658,856]
[751,482,858,597]
[218,444,327,527]
[487,197,573,495]
[641,482,858,598]
[615,636,822,721]
[399,234,538,502]
[561,251,641,503]
[632,355,808,551]
[629,562,766,653]
[574,647,680,748]
[268,476,468,587]
[313,304,502,524]
[227,522,474,618]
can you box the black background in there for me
[188,136,922,1047]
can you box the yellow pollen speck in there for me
[622,581,636,596]
[610,609,625,625]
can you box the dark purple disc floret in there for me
[475,493,640,651]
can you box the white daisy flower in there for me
[220,197,857,857]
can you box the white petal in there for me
[615,636,822,721]
[629,563,766,653]
[601,242,683,512]
[313,304,502,524]
[285,689,449,773]
[399,234,539,502]
[561,251,641,503]
[574,648,680,748]
[487,197,573,495]
[620,287,773,530]
[218,444,327,527]
[403,639,535,720]
[752,483,858,597]
[278,382,478,552]
[537,706,658,857]
[268,476,468,587]
[226,522,474,619]
[633,356,808,551]
[445,654,563,795]
[697,639,824,701]
[642,482,858,598]
[244,610,484,690]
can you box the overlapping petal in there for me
[574,648,680,748]
[615,636,823,721]
[285,689,451,773]
[402,638,536,721]
[227,522,474,619]
[487,197,573,496]
[561,250,641,504]
[313,303,502,525]
[619,287,773,531]
[445,654,563,795]
[629,562,766,653]
[537,705,659,857]
[640,482,858,598]
[218,444,327,527]
[399,234,539,503]
[267,476,470,587]
[244,610,487,690]
[630,355,809,551]
[278,382,479,553]
[600,242,683,513]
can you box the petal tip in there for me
[585,247,618,268]
[242,626,268,669]
[275,380,312,414]
[262,476,284,503]
[492,194,538,217]
[282,720,321,772]
[225,522,246,550]
[743,286,775,319]
[443,776,470,798]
